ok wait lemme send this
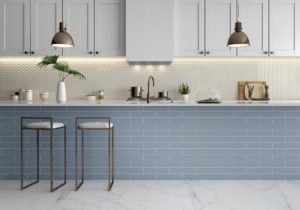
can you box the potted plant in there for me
[179,83,191,102]
[246,83,255,99]
[37,55,85,103]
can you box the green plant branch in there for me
[37,55,86,82]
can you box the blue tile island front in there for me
[1,101,300,180]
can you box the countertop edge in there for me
[1,100,300,107]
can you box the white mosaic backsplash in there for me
[0,57,300,101]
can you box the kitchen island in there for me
[1,100,300,180]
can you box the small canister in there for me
[25,90,33,101]
[11,95,19,101]
[19,88,25,100]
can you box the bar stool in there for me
[20,117,67,192]
[75,117,114,191]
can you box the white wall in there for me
[0,57,300,101]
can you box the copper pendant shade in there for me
[51,22,74,48]
[227,21,250,48]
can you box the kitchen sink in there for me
[125,100,173,104]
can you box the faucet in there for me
[147,76,155,104]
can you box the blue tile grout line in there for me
[0,106,300,180]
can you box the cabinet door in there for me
[269,0,300,56]
[95,0,125,56]
[205,0,236,56]
[31,0,62,56]
[174,0,205,56]
[0,0,30,56]
[63,0,94,56]
[237,0,268,56]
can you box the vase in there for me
[56,81,67,103]
[182,94,189,102]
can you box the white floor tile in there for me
[1,180,300,210]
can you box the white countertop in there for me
[1,100,300,106]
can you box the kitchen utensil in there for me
[158,91,168,98]
[130,86,143,98]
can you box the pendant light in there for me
[227,0,250,48]
[51,22,74,48]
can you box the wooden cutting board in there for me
[238,81,267,100]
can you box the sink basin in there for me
[125,100,173,104]
[126,100,147,104]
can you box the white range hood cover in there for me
[126,0,174,62]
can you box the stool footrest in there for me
[51,181,66,192]
[107,179,114,191]
[21,180,39,190]
[75,180,84,191]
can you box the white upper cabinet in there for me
[269,0,300,56]
[175,0,236,57]
[174,0,205,56]
[205,0,236,56]
[63,0,125,57]
[63,0,94,56]
[126,0,174,62]
[95,0,125,56]
[0,0,30,56]
[1,0,300,58]
[31,0,62,56]
[237,0,268,56]
[0,0,61,56]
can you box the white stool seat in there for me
[24,122,65,129]
[78,122,113,129]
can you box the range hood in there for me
[126,0,174,62]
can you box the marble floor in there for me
[1,180,300,210]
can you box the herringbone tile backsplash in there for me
[0,57,300,101]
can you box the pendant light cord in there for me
[62,0,63,22]
[236,0,239,22]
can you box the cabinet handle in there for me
[89,51,93,54]
[95,51,99,55]
[206,51,210,55]
[263,51,268,54]
[24,51,28,54]
[31,51,35,55]
[270,51,275,55]
[199,51,204,54]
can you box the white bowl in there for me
[40,92,49,101]
[86,95,96,101]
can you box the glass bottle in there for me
[97,90,104,102]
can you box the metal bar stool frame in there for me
[20,117,67,192]
[75,117,114,191]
